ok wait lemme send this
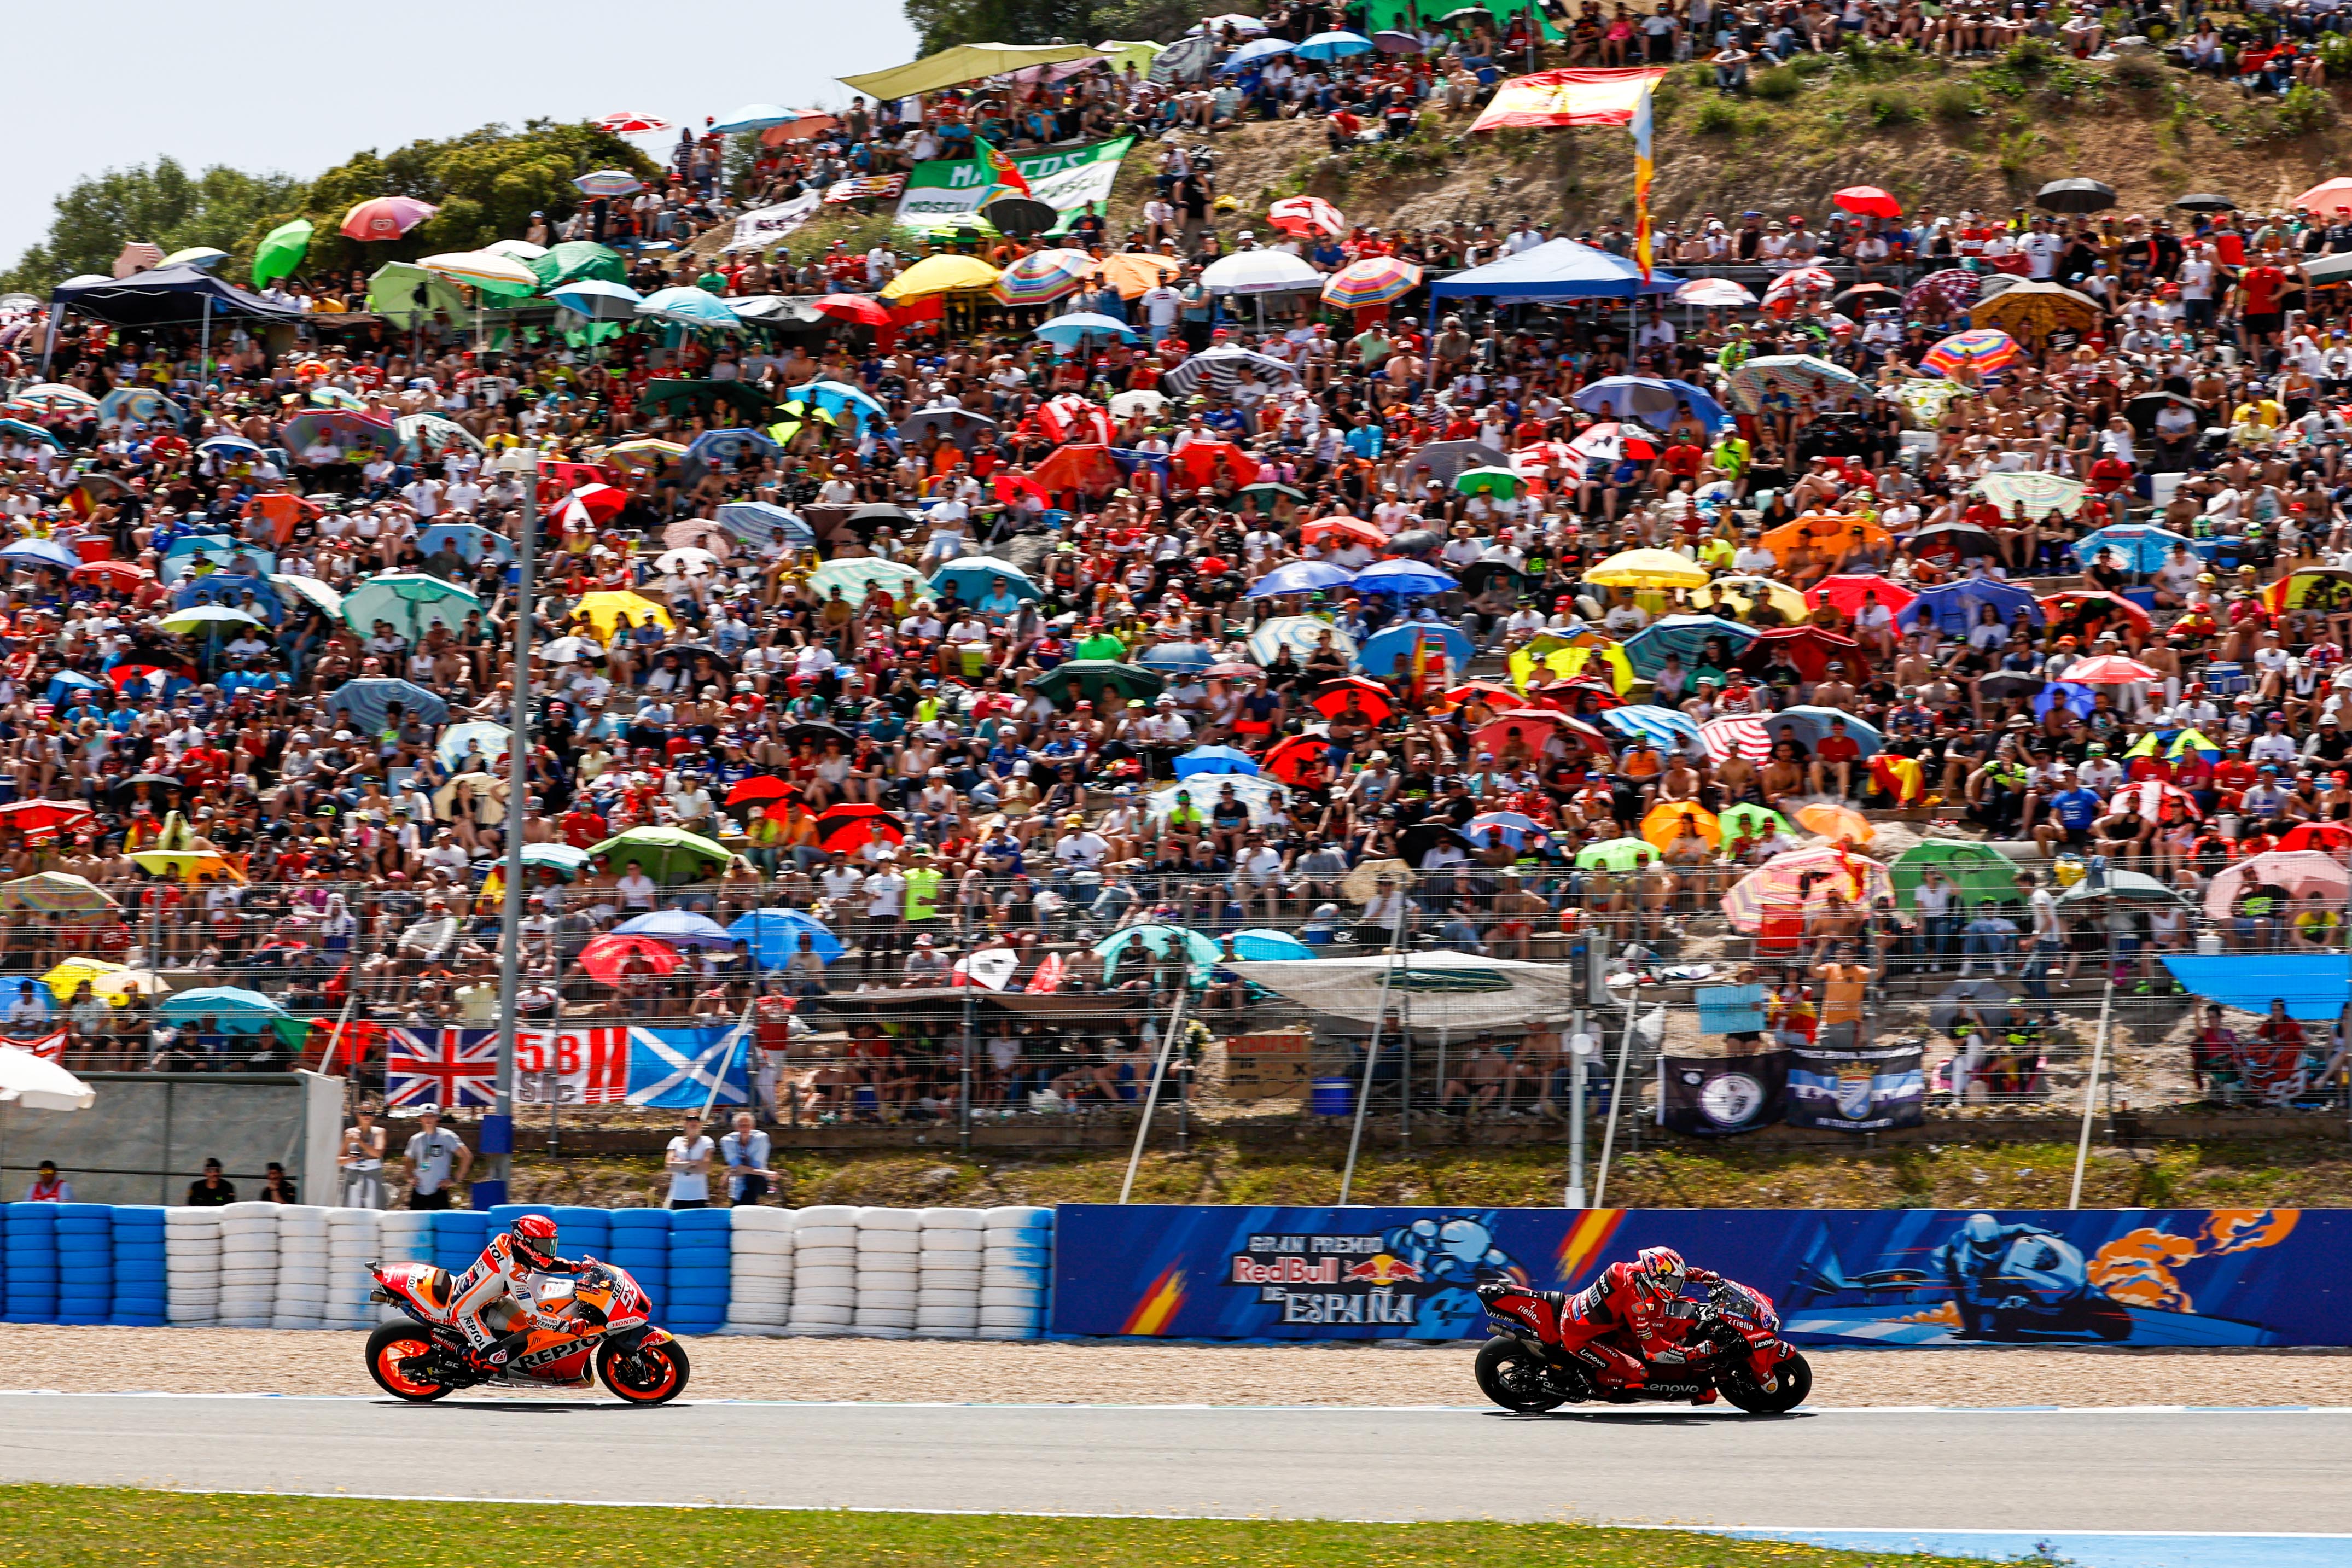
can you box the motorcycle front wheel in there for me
[1718,1350,1812,1414]
[365,1322,456,1403]
[1475,1335,1568,1413]
[598,1337,691,1406]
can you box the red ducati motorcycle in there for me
[1472,1274,1812,1414]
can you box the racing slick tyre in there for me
[365,1322,456,1403]
[1474,1336,1568,1413]
[598,1337,691,1406]
[1718,1350,1812,1414]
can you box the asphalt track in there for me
[2,1394,2349,1555]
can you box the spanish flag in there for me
[976,137,1032,199]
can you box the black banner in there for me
[1787,1044,1927,1131]
[1660,1052,1787,1136]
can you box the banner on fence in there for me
[1660,1051,1785,1135]
[895,135,1132,230]
[1051,1205,2346,1347]
[1787,1044,1926,1131]
[387,1025,749,1111]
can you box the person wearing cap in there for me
[401,1106,471,1211]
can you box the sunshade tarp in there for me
[2162,955,2350,1022]
[51,265,307,326]
[1429,238,1679,301]
[843,43,1101,100]
[1223,949,1583,1029]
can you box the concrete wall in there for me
[0,1071,343,1205]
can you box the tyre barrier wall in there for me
[1047,1204,2352,1347]
[12,1203,1053,1337]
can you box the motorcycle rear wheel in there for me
[598,1338,691,1406]
[365,1322,456,1403]
[1475,1336,1567,1413]
[1718,1350,1812,1414]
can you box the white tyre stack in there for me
[216,1202,279,1329]
[719,1206,794,1335]
[374,1211,433,1324]
[270,1205,331,1330]
[322,1208,381,1330]
[163,1208,222,1327]
[787,1205,858,1336]
[915,1207,985,1338]
[979,1206,1053,1339]
[852,1206,921,1338]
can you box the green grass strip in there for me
[0,1484,2021,1566]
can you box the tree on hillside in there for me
[901,0,1100,54]
[2,159,307,294]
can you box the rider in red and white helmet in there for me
[1556,1245,1724,1398]
[447,1214,596,1373]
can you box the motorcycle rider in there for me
[1935,1212,2070,1337]
[1550,1245,1724,1402]
[447,1214,597,1373]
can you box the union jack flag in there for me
[824,175,905,205]
[385,1028,499,1110]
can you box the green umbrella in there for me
[160,605,265,634]
[1454,466,1525,498]
[1717,803,1794,843]
[252,218,313,288]
[587,825,732,884]
[638,378,770,419]
[529,240,628,290]
[366,261,470,329]
[340,573,482,639]
[1575,836,1656,872]
[1890,840,2022,908]
[1031,660,1166,704]
[807,558,930,603]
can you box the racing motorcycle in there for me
[363,1257,690,1405]
[1472,1274,1812,1414]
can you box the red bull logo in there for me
[1341,1252,1424,1285]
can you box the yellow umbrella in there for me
[601,439,688,472]
[1796,802,1875,844]
[1967,279,2101,343]
[1691,574,1807,622]
[1508,635,1637,696]
[1640,802,1721,853]
[42,957,126,1003]
[1586,547,1710,590]
[571,591,675,640]
[878,253,1002,301]
[129,849,244,882]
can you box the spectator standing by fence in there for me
[665,1114,715,1209]
[403,1106,470,1211]
[720,1111,773,1205]
[339,1107,387,1210]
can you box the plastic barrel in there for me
[1310,1077,1354,1116]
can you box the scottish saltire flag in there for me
[385,1028,499,1110]
[624,1024,752,1109]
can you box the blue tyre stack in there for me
[3,1203,59,1324]
[484,1204,555,1240]
[548,1207,612,1271]
[666,1209,731,1334]
[430,1211,492,1278]
[111,1206,168,1327]
[605,1209,671,1323]
[53,1204,113,1326]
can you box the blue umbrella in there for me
[616,910,737,948]
[1294,28,1375,56]
[548,279,645,322]
[196,434,260,457]
[1137,642,1218,673]
[715,501,815,548]
[1897,578,2043,635]
[638,285,743,328]
[1621,615,1761,678]
[2034,681,2097,720]
[797,379,888,433]
[1350,559,1456,596]
[160,986,287,1033]
[45,671,104,706]
[1231,928,1314,959]
[932,557,1041,602]
[324,678,449,730]
[1573,376,1731,432]
[1096,923,1222,983]
[1355,621,1474,678]
[1174,745,1261,778]
[2071,524,2196,573]
[1764,705,1884,760]
[711,103,793,133]
[0,419,65,449]
[1600,704,1702,751]
[417,521,513,565]
[1464,810,1546,848]
[1221,36,1296,69]
[1249,560,1355,598]
[729,908,843,967]
[686,428,782,468]
[2,539,80,572]
[1036,312,1140,346]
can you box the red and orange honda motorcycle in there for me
[364,1258,690,1406]
[1472,1274,1812,1414]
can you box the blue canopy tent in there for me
[45,265,306,378]
[1427,238,1680,326]
[2163,955,2350,1021]
[2071,524,2196,573]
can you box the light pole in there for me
[473,443,539,1208]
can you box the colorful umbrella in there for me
[596,112,671,133]
[1968,278,2102,341]
[1673,277,1756,308]
[1722,354,1864,413]
[340,573,480,638]
[0,800,94,842]
[1248,615,1355,666]
[2061,654,2160,684]
[1796,802,1875,844]
[1268,195,1347,237]
[1096,923,1222,983]
[1761,266,1837,302]
[1808,574,1917,617]
[1721,844,1892,932]
[589,826,731,883]
[1,874,118,913]
[1717,802,1794,842]
[1972,470,2087,518]
[1920,328,2024,380]
[1639,802,1720,853]
[573,169,645,197]
[1576,837,1658,872]
[992,248,1097,305]
[1320,255,1420,309]
[1620,615,1760,678]
[417,250,539,295]
[880,253,1002,301]
[1350,559,1455,596]
[1311,675,1399,721]
[341,197,439,241]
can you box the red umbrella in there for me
[578,933,683,986]
[812,293,893,327]
[1833,185,1903,218]
[0,798,94,843]
[1169,440,1261,489]
[106,662,195,690]
[814,805,906,852]
[2277,821,2351,854]
[1309,676,1396,722]
[2040,589,2153,639]
[564,483,631,524]
[1807,574,1917,617]
[72,560,156,592]
[1261,733,1332,784]
[539,460,616,500]
[1032,444,1125,494]
[726,776,796,807]
[1300,516,1385,550]
[2063,654,2161,684]
[1440,680,1530,711]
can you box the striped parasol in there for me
[1891,378,1970,428]
[573,169,645,197]
[1320,254,1421,308]
[1268,195,1346,237]
[1761,266,1836,302]
[1722,355,1864,413]
[1673,277,1756,308]
[418,249,540,294]
[596,112,671,134]
[1700,715,1774,764]
[1904,266,1981,317]
[1920,328,2024,380]
[992,248,1097,305]
[1721,844,1893,934]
